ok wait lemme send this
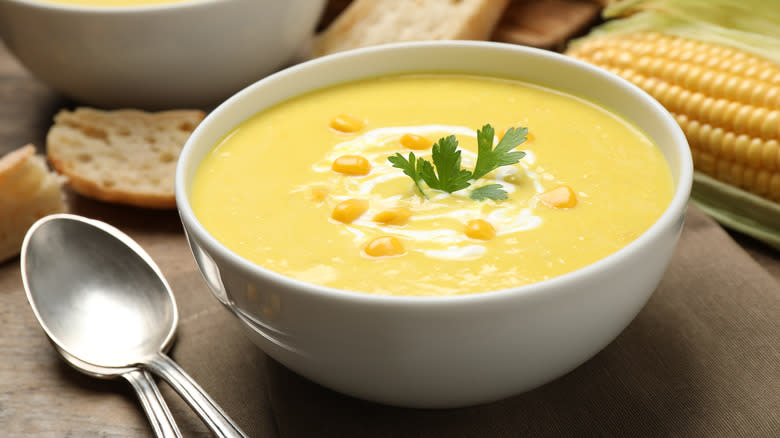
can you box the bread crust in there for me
[312,0,511,57]
[0,144,66,262]
[492,0,601,49]
[0,144,35,186]
[46,108,205,209]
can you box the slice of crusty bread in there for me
[311,0,511,58]
[0,144,67,262]
[492,0,602,50]
[46,107,205,209]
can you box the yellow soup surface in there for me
[191,74,674,296]
[34,0,193,6]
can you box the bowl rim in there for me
[4,0,221,12]
[175,40,693,306]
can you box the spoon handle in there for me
[123,369,182,438]
[146,353,248,438]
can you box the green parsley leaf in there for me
[420,135,473,193]
[387,123,529,201]
[388,152,429,198]
[471,124,528,180]
[470,184,508,201]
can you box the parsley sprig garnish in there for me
[388,123,528,201]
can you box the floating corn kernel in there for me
[373,207,412,225]
[539,185,577,208]
[331,198,369,223]
[329,113,365,133]
[567,31,780,201]
[465,219,496,240]
[332,155,371,175]
[400,133,432,150]
[364,236,405,257]
[307,186,329,203]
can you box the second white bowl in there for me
[0,0,326,109]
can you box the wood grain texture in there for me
[0,202,219,436]
[0,42,261,437]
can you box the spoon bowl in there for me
[21,214,246,437]
[22,214,177,367]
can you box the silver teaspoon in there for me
[21,213,247,438]
[56,345,181,438]
[22,215,180,437]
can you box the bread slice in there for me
[46,107,205,209]
[0,144,67,262]
[311,0,511,58]
[492,0,602,50]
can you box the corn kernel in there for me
[364,236,405,257]
[373,207,412,225]
[329,113,365,133]
[307,186,329,203]
[332,155,371,176]
[465,219,496,240]
[399,133,432,150]
[566,31,780,201]
[539,185,577,209]
[771,175,780,197]
[331,198,369,223]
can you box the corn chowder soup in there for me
[191,74,674,296]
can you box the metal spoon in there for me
[21,213,247,438]
[21,214,180,437]
[55,345,181,438]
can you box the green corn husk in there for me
[569,0,780,249]
[692,174,780,250]
[574,0,780,62]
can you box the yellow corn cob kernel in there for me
[307,186,329,203]
[329,113,365,133]
[373,207,412,225]
[539,185,578,209]
[399,133,432,150]
[331,198,369,223]
[464,219,496,240]
[332,154,371,175]
[567,32,780,202]
[363,236,405,257]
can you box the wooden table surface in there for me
[2,30,779,437]
[0,41,224,436]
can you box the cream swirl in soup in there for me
[303,124,544,261]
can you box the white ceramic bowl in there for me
[0,0,326,109]
[176,41,693,408]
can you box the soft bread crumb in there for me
[46,107,205,209]
[311,0,511,58]
[0,144,67,262]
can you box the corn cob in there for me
[567,31,780,202]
